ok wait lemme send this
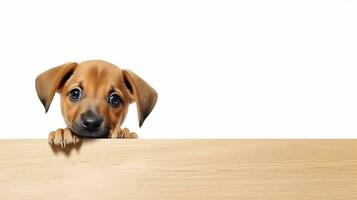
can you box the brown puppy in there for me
[35,60,158,147]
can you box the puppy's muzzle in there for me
[81,111,103,131]
[70,110,108,138]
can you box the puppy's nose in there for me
[80,111,103,130]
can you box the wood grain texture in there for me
[0,140,357,200]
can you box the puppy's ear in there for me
[123,70,158,127]
[35,62,77,113]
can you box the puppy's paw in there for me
[109,128,138,139]
[48,128,81,148]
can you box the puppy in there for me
[35,60,158,147]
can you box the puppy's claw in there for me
[130,132,138,139]
[109,128,120,138]
[48,131,55,144]
[72,135,80,145]
[48,138,53,145]
[121,128,130,138]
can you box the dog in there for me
[35,60,158,148]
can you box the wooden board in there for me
[0,139,357,199]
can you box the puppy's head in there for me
[35,60,158,138]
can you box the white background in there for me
[0,0,356,138]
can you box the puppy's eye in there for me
[69,88,82,102]
[108,93,121,107]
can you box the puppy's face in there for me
[36,60,157,138]
[60,62,131,137]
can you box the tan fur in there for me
[36,60,158,148]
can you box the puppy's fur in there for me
[36,60,157,147]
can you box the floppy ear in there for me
[35,62,77,113]
[123,70,158,127]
